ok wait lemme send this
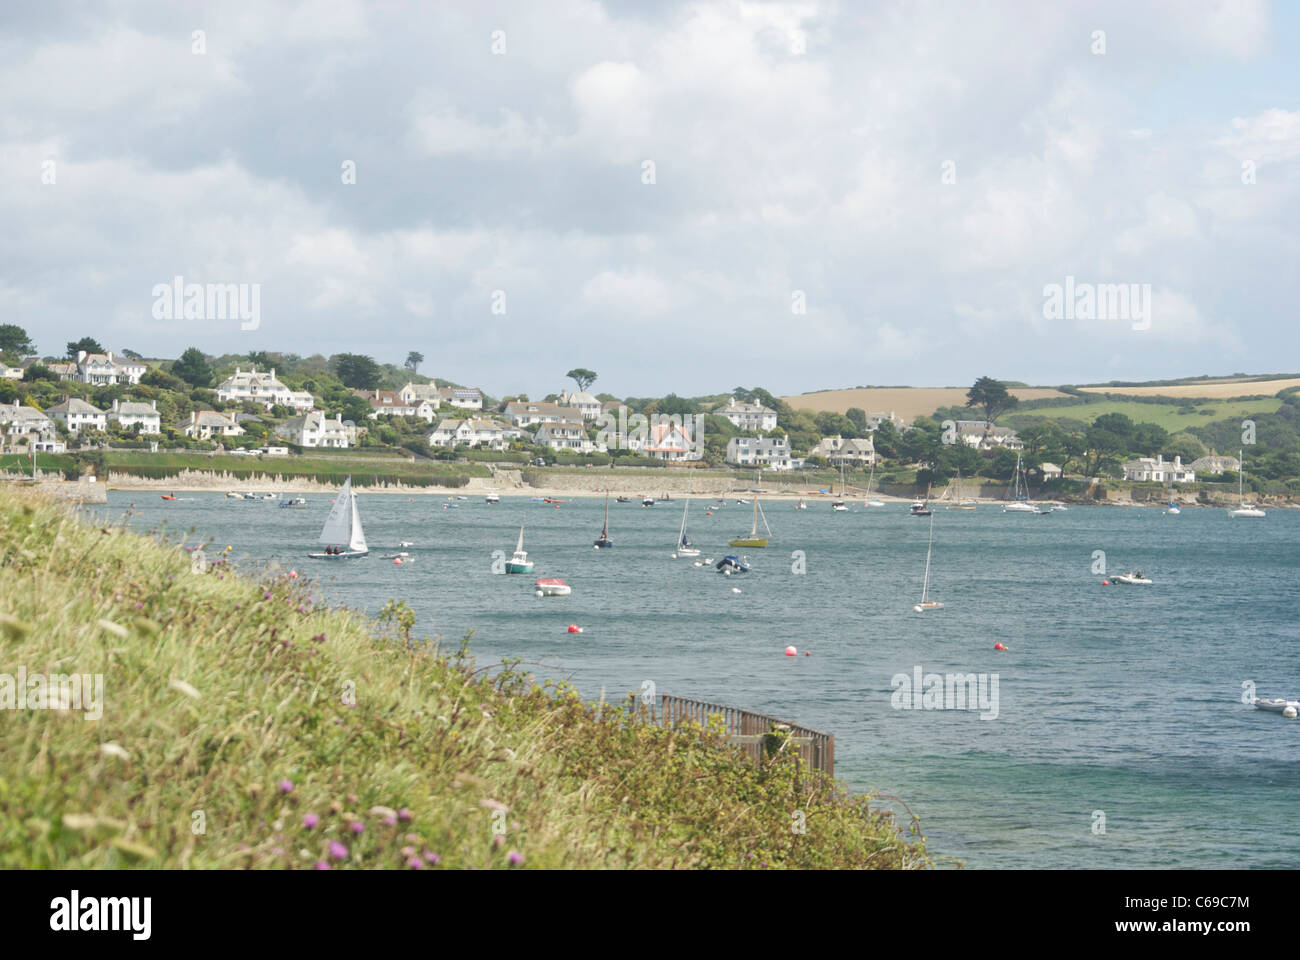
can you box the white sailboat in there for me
[308,477,369,559]
[673,474,701,557]
[947,469,977,510]
[1228,449,1265,518]
[1003,453,1037,513]
[864,458,885,507]
[913,510,943,612]
[506,525,534,573]
[832,460,850,510]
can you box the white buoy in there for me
[670,553,677,559]
[913,604,923,614]
[732,587,741,594]
[1285,706,1298,719]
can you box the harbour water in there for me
[103,491,1300,868]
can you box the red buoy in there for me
[994,642,1006,651]
[784,645,797,657]
[1101,580,1109,586]
[567,624,581,633]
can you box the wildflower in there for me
[398,808,412,822]
[507,850,524,866]
[264,592,272,600]
[384,817,397,827]
[401,846,415,858]
[329,840,348,860]
[279,780,295,794]
[314,861,330,870]
[423,851,441,865]
[350,821,364,835]
[303,814,319,829]
[407,857,424,870]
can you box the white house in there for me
[1189,453,1240,476]
[428,418,507,450]
[718,396,778,432]
[557,389,602,420]
[216,367,313,411]
[1039,462,1063,480]
[274,410,349,448]
[1123,454,1194,483]
[505,401,584,426]
[363,390,438,422]
[44,397,108,434]
[534,420,588,451]
[439,387,483,410]
[183,410,244,441]
[641,421,700,461]
[726,434,795,470]
[0,401,55,440]
[109,398,162,434]
[807,435,877,466]
[0,364,23,380]
[398,382,441,408]
[955,420,1023,451]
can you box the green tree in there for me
[66,337,105,358]
[845,407,868,435]
[171,348,215,388]
[23,364,56,382]
[405,351,425,374]
[966,376,1018,424]
[333,353,382,390]
[0,324,36,356]
[566,368,597,392]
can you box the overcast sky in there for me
[4,1,1298,399]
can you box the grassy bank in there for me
[0,486,929,869]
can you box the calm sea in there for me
[101,490,1300,868]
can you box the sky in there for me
[3,0,1299,400]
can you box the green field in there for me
[1002,397,1283,432]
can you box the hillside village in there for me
[2,326,1298,493]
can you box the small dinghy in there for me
[160,493,178,501]
[279,497,308,509]
[485,493,500,504]
[616,496,631,503]
[534,577,571,597]
[398,540,414,547]
[716,555,750,574]
[1254,697,1300,715]
[1114,572,1153,585]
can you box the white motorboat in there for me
[534,577,571,597]
[832,500,849,512]
[1166,498,1180,515]
[485,493,500,504]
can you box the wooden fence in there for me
[647,693,834,777]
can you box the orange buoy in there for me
[393,558,402,565]
[784,645,797,657]
[994,642,1007,651]
[567,624,581,633]
[288,570,298,579]
[1101,580,1109,586]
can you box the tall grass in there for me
[0,486,930,869]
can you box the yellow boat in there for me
[729,496,770,548]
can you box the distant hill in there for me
[780,386,1069,423]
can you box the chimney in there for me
[270,368,275,379]
[107,351,114,362]
[112,398,120,412]
[151,399,156,410]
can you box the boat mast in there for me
[601,490,610,538]
[1239,448,1245,505]
[921,510,935,603]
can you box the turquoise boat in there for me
[506,525,534,574]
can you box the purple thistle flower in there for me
[264,592,272,600]
[302,813,319,829]
[507,850,524,865]
[329,840,348,860]
[279,779,294,794]
[407,857,424,870]
[423,851,440,865]
[314,861,330,870]
[397,808,412,822]
[350,821,364,835]
[384,816,397,827]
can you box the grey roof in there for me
[45,398,106,416]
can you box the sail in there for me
[515,525,525,554]
[348,489,368,553]
[319,477,353,545]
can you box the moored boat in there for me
[534,577,571,597]
[506,525,534,574]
